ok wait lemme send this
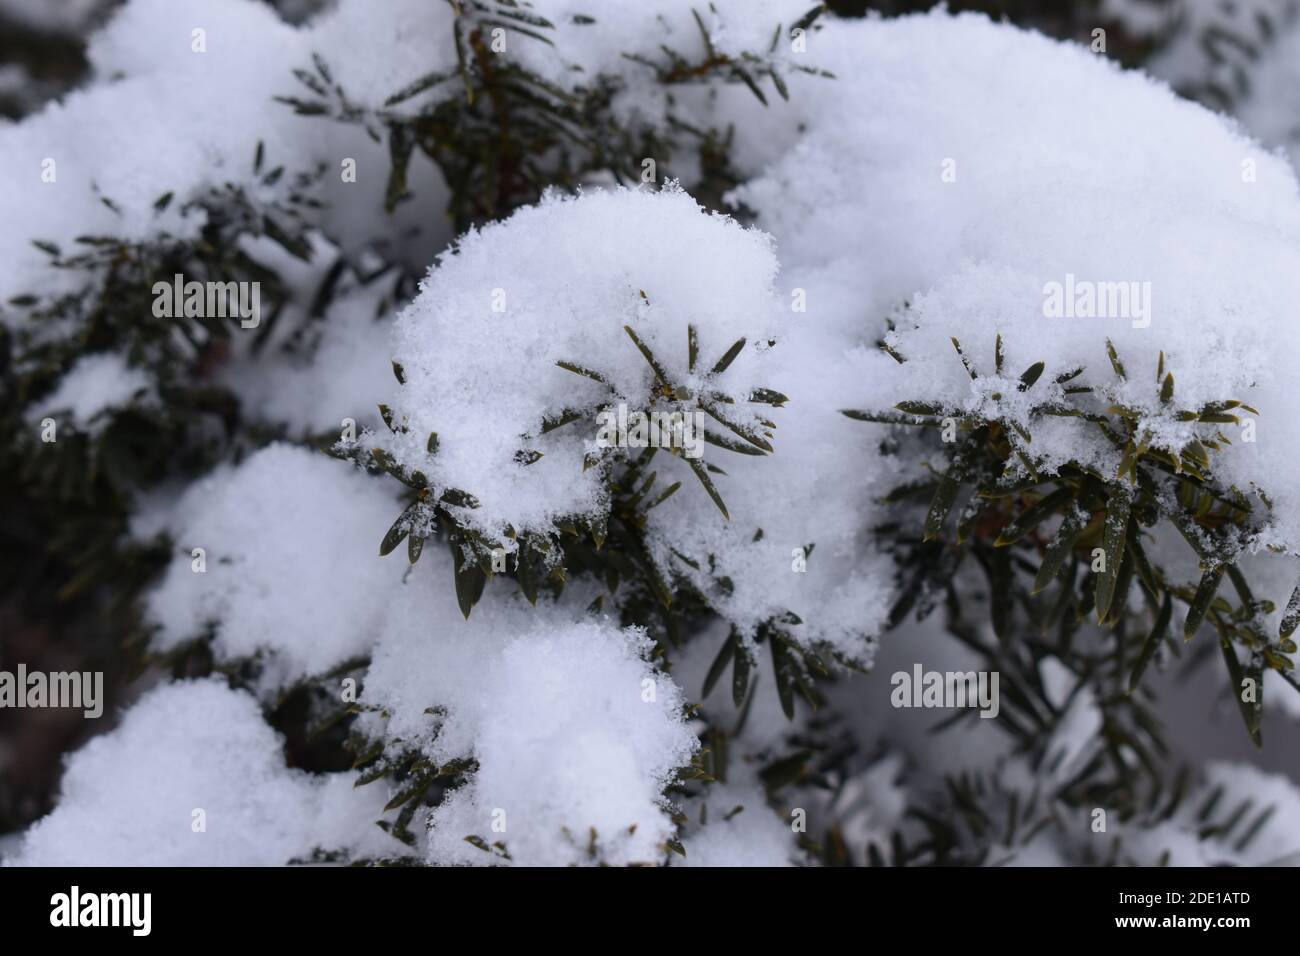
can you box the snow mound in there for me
[9,679,394,865]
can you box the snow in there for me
[734,11,1300,556]
[507,0,811,109]
[31,351,154,435]
[0,0,802,311]
[358,559,598,754]
[138,443,702,865]
[296,0,457,112]
[377,184,893,656]
[218,268,404,438]
[7,679,396,866]
[0,0,452,312]
[1,0,301,307]
[378,185,786,537]
[420,622,699,866]
[8,1,1300,869]
[1121,762,1300,866]
[823,754,909,860]
[675,773,798,867]
[143,444,406,694]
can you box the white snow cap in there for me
[736,11,1300,556]
[381,184,786,538]
[144,443,406,693]
[377,183,892,655]
[421,622,698,866]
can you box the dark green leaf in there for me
[1280,582,1300,639]
[555,360,609,384]
[896,400,944,416]
[450,538,487,620]
[1094,488,1131,623]
[383,69,455,107]
[770,637,796,720]
[1102,545,1134,627]
[1105,338,1126,380]
[710,337,747,376]
[951,337,978,379]
[759,750,810,791]
[379,508,411,556]
[732,641,751,707]
[439,488,480,509]
[701,403,772,453]
[686,455,729,520]
[994,486,1072,547]
[702,633,735,699]
[1032,504,1087,595]
[624,324,674,387]
[1018,361,1045,391]
[923,430,982,542]
[1185,565,1225,641]
[1219,633,1261,748]
[748,387,788,406]
[1129,594,1173,692]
